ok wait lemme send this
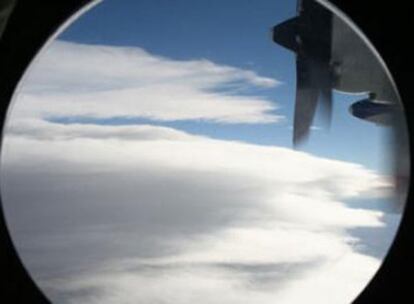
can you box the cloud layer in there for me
[0,40,400,304]
[2,121,397,304]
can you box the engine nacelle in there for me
[349,97,396,126]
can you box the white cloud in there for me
[6,118,194,141]
[12,40,282,123]
[1,121,397,304]
[38,252,381,304]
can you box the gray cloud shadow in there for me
[47,260,322,304]
[1,161,276,280]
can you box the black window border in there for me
[0,1,412,303]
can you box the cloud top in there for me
[14,40,282,124]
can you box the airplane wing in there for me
[272,0,409,211]
[272,0,400,144]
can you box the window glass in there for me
[0,0,408,303]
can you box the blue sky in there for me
[57,0,389,172]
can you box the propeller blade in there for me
[272,0,334,147]
[317,61,333,129]
[293,57,319,146]
[319,88,332,128]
